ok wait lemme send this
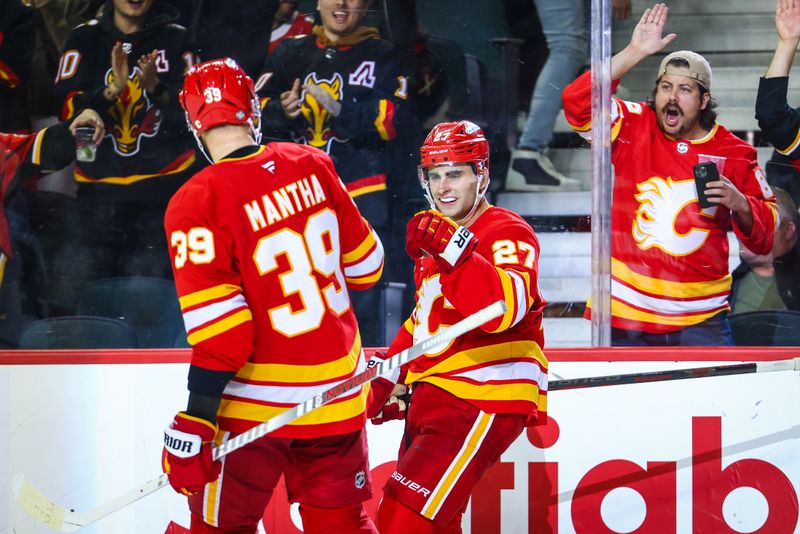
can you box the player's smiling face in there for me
[654,73,710,140]
[426,163,481,221]
[317,0,367,38]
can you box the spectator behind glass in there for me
[731,187,800,313]
[506,0,631,192]
[562,3,778,346]
[256,0,409,347]
[0,108,104,347]
[269,0,313,55]
[160,0,276,78]
[53,0,199,305]
[0,0,35,133]
[755,0,800,206]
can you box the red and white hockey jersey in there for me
[389,206,548,425]
[164,142,384,438]
[563,71,778,333]
[268,11,314,54]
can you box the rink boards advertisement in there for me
[1,347,799,533]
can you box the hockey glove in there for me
[405,210,478,273]
[162,412,221,495]
[367,377,410,425]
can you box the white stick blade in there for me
[13,473,81,532]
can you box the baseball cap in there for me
[657,50,712,90]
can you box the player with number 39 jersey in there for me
[162,58,381,533]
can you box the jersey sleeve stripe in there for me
[342,228,378,263]
[179,283,242,309]
[487,267,517,332]
[187,308,253,345]
[345,269,383,288]
[183,293,248,331]
[506,269,530,328]
[450,360,546,385]
[31,128,47,165]
[374,98,397,141]
[343,231,384,276]
[776,125,800,155]
[235,339,362,383]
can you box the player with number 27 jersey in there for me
[165,140,384,439]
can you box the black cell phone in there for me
[693,162,719,209]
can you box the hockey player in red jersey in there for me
[161,58,383,533]
[562,3,778,346]
[367,121,548,533]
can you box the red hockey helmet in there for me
[419,120,490,173]
[179,58,261,140]
[418,121,491,222]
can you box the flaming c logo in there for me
[632,176,710,256]
[105,68,162,156]
[299,72,345,151]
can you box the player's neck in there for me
[203,126,257,163]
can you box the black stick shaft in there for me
[550,362,760,391]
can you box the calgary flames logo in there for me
[632,176,710,256]
[299,72,345,150]
[105,68,161,156]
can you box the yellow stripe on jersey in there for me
[236,337,361,383]
[374,99,391,141]
[187,308,252,345]
[179,283,242,310]
[202,432,227,526]
[31,129,47,166]
[219,386,367,426]
[486,267,521,333]
[423,375,542,403]
[422,412,493,520]
[405,340,546,383]
[345,269,382,287]
[612,258,731,298]
[777,126,800,155]
[611,298,725,327]
[343,230,377,264]
[74,153,196,184]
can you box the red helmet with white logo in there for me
[417,121,491,223]
[419,120,489,172]
[179,58,261,141]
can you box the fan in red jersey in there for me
[562,3,778,346]
[367,120,548,533]
[162,58,383,533]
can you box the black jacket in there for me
[54,1,197,203]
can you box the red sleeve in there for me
[440,215,542,333]
[562,70,622,138]
[730,159,778,255]
[164,177,255,373]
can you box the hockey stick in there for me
[13,300,507,533]
[549,357,800,391]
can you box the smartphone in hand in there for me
[693,162,719,209]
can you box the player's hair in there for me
[648,58,718,131]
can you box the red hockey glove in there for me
[405,210,478,272]
[367,377,410,425]
[162,412,221,495]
